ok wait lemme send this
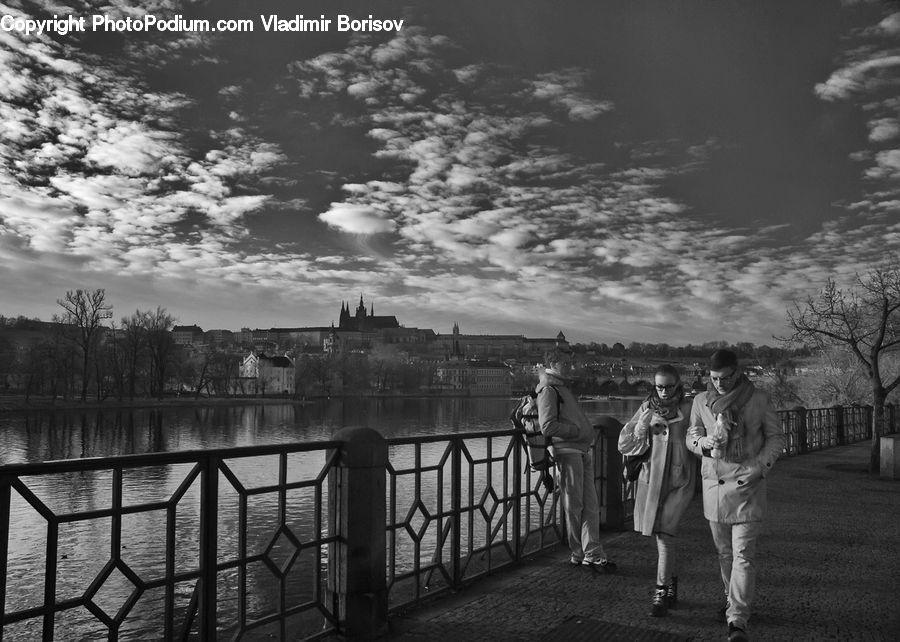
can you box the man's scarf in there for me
[705,374,755,459]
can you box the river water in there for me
[0,396,641,639]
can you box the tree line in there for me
[0,290,180,402]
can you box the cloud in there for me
[877,12,900,35]
[814,56,900,101]
[529,69,614,121]
[868,118,900,142]
[319,203,397,234]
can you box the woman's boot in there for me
[665,575,678,608]
[650,585,668,617]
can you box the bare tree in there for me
[785,265,900,472]
[804,345,871,407]
[54,289,113,401]
[141,307,177,399]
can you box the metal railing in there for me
[0,428,575,640]
[384,430,564,613]
[1,403,893,640]
[778,404,879,456]
[1,443,342,640]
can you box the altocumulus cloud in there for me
[319,203,398,234]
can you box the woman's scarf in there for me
[705,374,755,459]
[647,382,685,420]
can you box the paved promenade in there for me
[386,441,900,641]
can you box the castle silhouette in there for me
[337,295,400,333]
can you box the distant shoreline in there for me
[0,392,505,413]
[0,392,650,414]
[0,395,315,413]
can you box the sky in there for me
[0,0,898,346]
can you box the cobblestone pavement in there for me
[386,441,900,642]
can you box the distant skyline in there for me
[1,1,899,345]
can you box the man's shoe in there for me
[568,555,583,567]
[727,622,749,642]
[650,585,668,617]
[665,576,678,608]
[584,559,617,574]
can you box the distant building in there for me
[204,329,234,346]
[433,324,569,361]
[338,295,400,332]
[435,357,512,396]
[181,295,571,362]
[238,351,295,395]
[172,325,204,346]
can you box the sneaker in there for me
[584,559,617,574]
[665,576,678,608]
[650,585,668,617]
[727,622,749,642]
[569,555,583,567]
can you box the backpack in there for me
[510,385,563,489]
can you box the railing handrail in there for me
[0,440,344,475]
[386,427,518,445]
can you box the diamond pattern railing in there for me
[384,429,566,612]
[1,443,341,641]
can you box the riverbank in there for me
[0,394,316,413]
[0,391,551,413]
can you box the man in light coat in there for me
[538,347,616,573]
[687,350,784,642]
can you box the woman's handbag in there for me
[623,440,651,482]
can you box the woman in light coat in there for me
[618,364,696,617]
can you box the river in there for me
[0,396,642,464]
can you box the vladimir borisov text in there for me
[1,13,405,36]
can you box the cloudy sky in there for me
[1,0,898,345]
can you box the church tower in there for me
[355,294,367,320]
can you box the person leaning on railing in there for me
[618,364,696,618]
[537,346,617,574]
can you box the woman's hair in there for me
[647,364,685,410]
[654,364,681,382]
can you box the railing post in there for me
[1,476,9,637]
[833,405,845,446]
[328,427,388,640]
[594,416,625,531]
[199,454,219,640]
[450,438,462,587]
[511,434,522,560]
[794,406,807,454]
